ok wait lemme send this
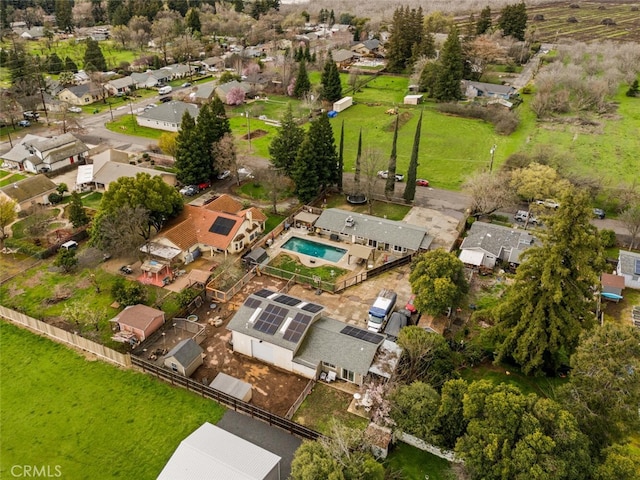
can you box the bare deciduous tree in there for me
[620,204,640,250]
[464,171,516,218]
[256,167,291,214]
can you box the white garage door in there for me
[251,340,275,364]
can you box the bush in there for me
[4,237,46,256]
[599,229,617,248]
[48,192,63,204]
[111,278,146,306]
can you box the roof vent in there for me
[345,216,355,228]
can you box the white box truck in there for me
[158,85,172,95]
[368,289,397,332]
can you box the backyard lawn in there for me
[0,321,226,480]
[292,383,369,435]
[385,442,455,480]
[106,114,164,139]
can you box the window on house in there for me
[393,245,405,253]
[635,259,640,275]
[322,361,336,369]
[170,363,178,372]
[341,368,355,383]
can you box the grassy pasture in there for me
[0,321,226,480]
[386,442,455,480]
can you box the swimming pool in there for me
[282,236,347,262]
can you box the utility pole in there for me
[489,144,497,173]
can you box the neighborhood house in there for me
[617,250,640,290]
[136,101,199,132]
[0,133,88,173]
[459,222,536,269]
[226,289,401,386]
[0,175,57,212]
[111,304,165,343]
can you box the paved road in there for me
[216,410,301,479]
[511,43,554,90]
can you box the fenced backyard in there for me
[131,355,323,441]
[0,306,130,367]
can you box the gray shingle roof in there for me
[65,84,93,97]
[107,76,134,89]
[137,101,198,124]
[460,221,536,263]
[294,317,382,376]
[314,208,432,251]
[0,175,57,203]
[462,80,516,96]
[166,338,203,366]
[226,289,323,351]
[618,250,640,276]
[93,161,171,186]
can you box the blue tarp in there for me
[327,110,338,118]
[601,292,623,299]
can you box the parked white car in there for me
[68,106,82,113]
[535,199,560,209]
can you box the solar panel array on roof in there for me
[340,325,384,344]
[283,312,312,343]
[244,297,262,310]
[253,304,289,335]
[274,294,301,307]
[254,289,274,298]
[301,303,323,313]
[209,217,236,236]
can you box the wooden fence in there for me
[0,306,131,367]
[285,379,316,420]
[131,356,323,441]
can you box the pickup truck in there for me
[514,210,540,225]
[367,289,397,332]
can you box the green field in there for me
[0,321,226,479]
[106,113,164,139]
[386,442,455,480]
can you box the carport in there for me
[294,211,319,228]
[348,243,373,265]
[187,269,213,288]
[459,249,485,267]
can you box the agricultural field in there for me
[526,1,640,43]
[0,321,226,480]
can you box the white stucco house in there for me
[136,101,198,132]
[0,133,88,173]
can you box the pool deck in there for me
[267,227,359,271]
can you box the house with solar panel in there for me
[226,289,402,386]
[617,250,640,290]
[313,208,433,256]
[151,194,267,261]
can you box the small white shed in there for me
[333,96,353,112]
[404,94,423,105]
[210,372,253,402]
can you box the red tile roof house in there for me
[152,194,267,261]
[111,304,165,343]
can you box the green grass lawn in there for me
[106,114,164,139]
[325,193,411,220]
[0,261,179,345]
[265,213,286,233]
[0,172,27,187]
[292,383,369,435]
[0,321,226,479]
[269,253,346,283]
[385,442,455,480]
[459,361,567,398]
[80,191,103,209]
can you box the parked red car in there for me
[198,181,211,191]
[405,294,417,314]
[416,179,430,187]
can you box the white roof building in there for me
[157,422,281,480]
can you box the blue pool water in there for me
[282,236,347,262]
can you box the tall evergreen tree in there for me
[196,98,231,176]
[83,38,107,72]
[175,111,207,185]
[476,6,492,35]
[404,111,421,203]
[68,192,89,228]
[47,53,63,74]
[337,119,344,193]
[167,0,189,16]
[291,136,319,204]
[385,116,399,197]
[268,103,304,177]
[55,0,73,32]
[64,56,78,73]
[434,27,464,101]
[293,60,311,98]
[185,8,201,33]
[291,115,337,202]
[385,7,408,73]
[498,2,527,41]
[353,127,362,195]
[492,188,606,375]
[321,53,342,103]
